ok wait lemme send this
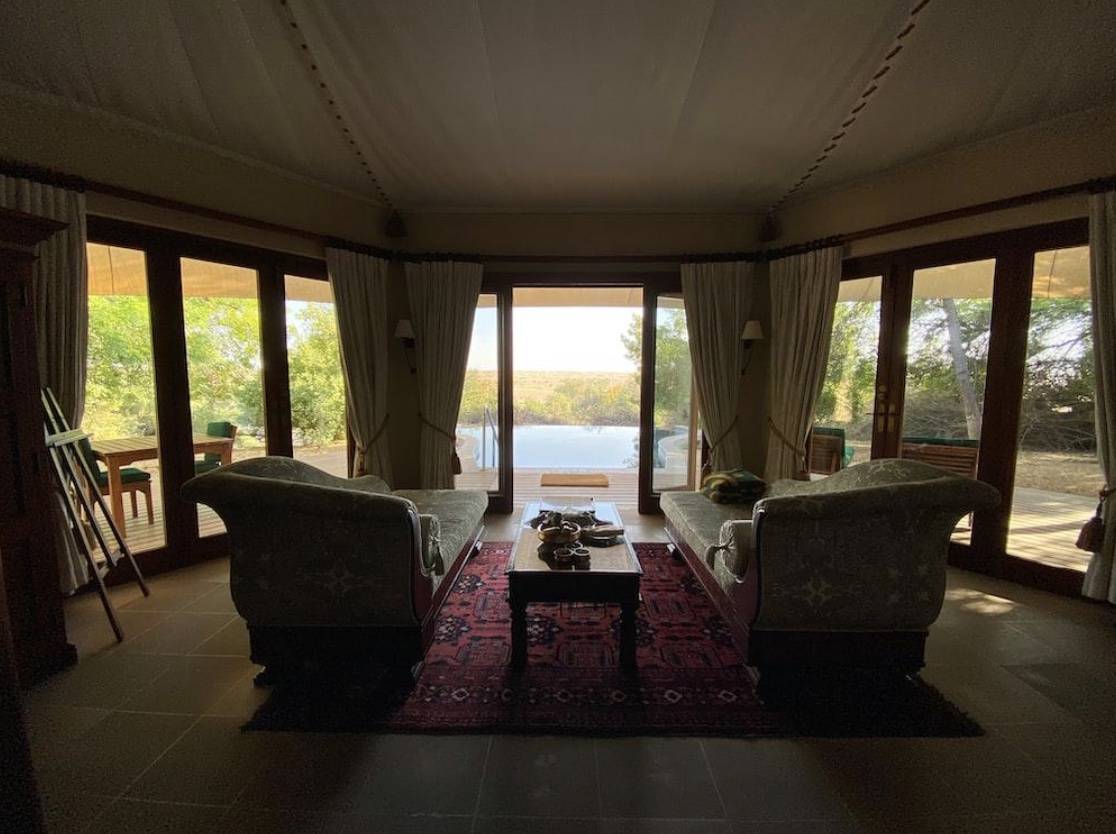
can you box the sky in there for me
[467,306,642,372]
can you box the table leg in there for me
[510,598,528,670]
[221,444,232,466]
[620,601,638,670]
[107,461,127,539]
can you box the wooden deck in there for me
[92,457,1095,575]
[458,467,641,507]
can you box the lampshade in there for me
[394,319,415,340]
[739,320,764,341]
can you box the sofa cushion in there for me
[393,489,487,589]
[661,491,754,558]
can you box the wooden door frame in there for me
[843,218,1091,595]
[85,216,327,579]
[480,271,680,514]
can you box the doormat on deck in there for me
[539,472,610,487]
[244,543,982,739]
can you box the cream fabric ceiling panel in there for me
[1,0,1114,212]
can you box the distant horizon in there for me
[468,307,641,372]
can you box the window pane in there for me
[181,258,264,537]
[901,259,995,544]
[813,276,881,475]
[85,243,164,552]
[1008,246,1100,571]
[652,294,696,492]
[456,293,500,491]
[285,275,347,477]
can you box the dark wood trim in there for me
[663,521,752,652]
[637,286,658,514]
[870,263,912,459]
[487,285,514,513]
[9,158,1108,266]
[0,548,46,834]
[87,216,325,280]
[843,219,1089,277]
[145,247,198,553]
[480,271,669,289]
[971,248,1035,571]
[420,524,485,648]
[259,264,293,457]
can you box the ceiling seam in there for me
[664,0,718,161]
[767,0,934,214]
[277,0,396,210]
[0,82,382,207]
[164,0,226,145]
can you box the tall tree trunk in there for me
[941,298,982,439]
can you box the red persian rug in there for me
[245,543,980,738]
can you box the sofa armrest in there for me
[708,519,755,576]
[182,471,425,628]
[749,502,971,632]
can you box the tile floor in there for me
[20,511,1116,833]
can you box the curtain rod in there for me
[4,157,1111,265]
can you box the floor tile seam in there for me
[696,738,728,819]
[470,736,496,834]
[116,713,205,800]
[592,734,603,818]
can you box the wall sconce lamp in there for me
[739,320,764,375]
[395,319,417,373]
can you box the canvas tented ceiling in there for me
[3,0,1114,212]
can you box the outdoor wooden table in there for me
[90,434,233,538]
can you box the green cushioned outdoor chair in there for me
[78,436,154,523]
[194,421,237,475]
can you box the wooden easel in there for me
[40,388,149,641]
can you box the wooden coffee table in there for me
[506,501,643,670]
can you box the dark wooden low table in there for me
[506,501,642,670]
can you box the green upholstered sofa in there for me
[182,457,486,682]
[662,459,999,689]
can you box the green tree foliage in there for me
[622,308,690,427]
[817,294,1095,453]
[85,295,347,450]
[182,297,265,444]
[84,296,158,440]
[287,303,347,448]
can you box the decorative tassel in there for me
[1076,487,1111,553]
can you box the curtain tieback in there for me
[767,417,807,469]
[419,413,463,475]
[707,415,740,459]
[353,414,390,476]
[367,413,390,446]
[1076,485,1112,553]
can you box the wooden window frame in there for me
[86,216,328,578]
[842,218,1090,596]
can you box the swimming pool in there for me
[459,424,639,469]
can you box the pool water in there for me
[460,424,639,469]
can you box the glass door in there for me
[456,292,503,495]
[1008,245,1100,574]
[180,257,265,538]
[639,288,699,513]
[813,275,883,475]
[84,243,166,553]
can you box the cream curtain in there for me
[1083,191,1116,604]
[0,175,89,594]
[327,248,393,482]
[681,261,754,472]
[764,247,842,481]
[405,261,483,489]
